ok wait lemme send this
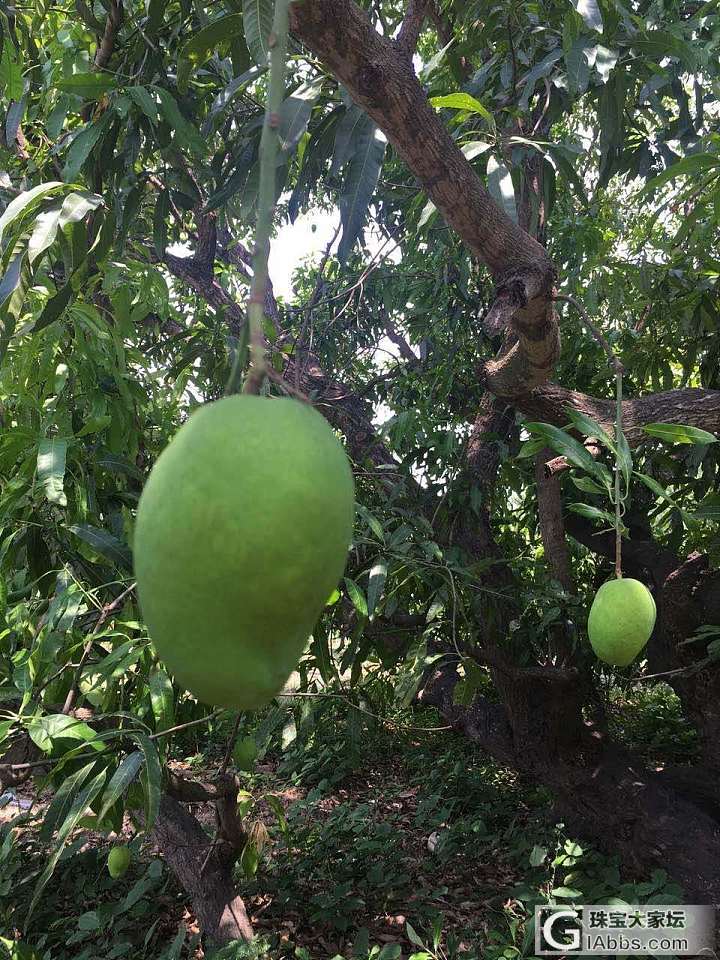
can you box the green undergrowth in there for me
[1,684,687,960]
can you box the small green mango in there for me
[134,396,354,710]
[107,845,132,879]
[587,577,656,667]
[233,735,258,771]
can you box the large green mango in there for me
[134,396,354,709]
[587,577,656,667]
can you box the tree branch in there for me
[514,383,720,447]
[288,0,558,396]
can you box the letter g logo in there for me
[542,909,581,952]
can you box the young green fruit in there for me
[107,845,131,879]
[233,735,258,771]
[134,396,354,710]
[587,577,656,667]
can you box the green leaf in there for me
[575,0,602,32]
[153,189,169,258]
[567,502,622,528]
[331,104,368,176]
[206,65,265,127]
[486,156,516,222]
[0,38,23,100]
[0,252,25,307]
[37,438,67,507]
[69,523,133,570]
[366,561,387,618]
[278,78,323,155]
[33,281,74,332]
[96,751,144,822]
[176,14,248,93]
[243,0,273,66]
[616,429,633,491]
[127,731,162,828]
[56,73,118,99]
[640,154,720,194]
[429,92,495,130]
[149,667,174,733]
[0,181,65,247]
[146,0,166,33]
[39,761,96,842]
[565,407,614,449]
[63,112,114,182]
[552,886,583,898]
[406,923,424,947]
[524,422,612,487]
[337,120,386,262]
[643,422,718,445]
[152,87,205,157]
[28,203,63,264]
[27,769,107,924]
[344,576,368,619]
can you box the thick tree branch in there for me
[288,0,558,396]
[515,384,720,447]
[395,0,426,58]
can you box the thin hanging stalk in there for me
[614,369,623,579]
[553,294,626,578]
[226,0,291,396]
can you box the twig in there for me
[276,691,451,732]
[219,713,242,777]
[61,582,136,715]
[240,0,292,397]
[552,294,624,375]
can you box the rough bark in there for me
[535,447,572,592]
[288,0,559,397]
[150,794,254,946]
[515,383,720,447]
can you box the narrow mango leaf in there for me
[207,65,265,127]
[176,14,248,93]
[37,438,67,506]
[616,429,633,491]
[58,191,103,230]
[63,112,114,182]
[331,105,369,175]
[279,78,323,154]
[487,156,517,223]
[69,523,132,570]
[429,92,495,130]
[567,502,623,528]
[149,667,175,733]
[26,769,107,924]
[152,87,205,157]
[565,407,614,449]
[40,761,96,842]
[56,73,118,99]
[337,122,386,262]
[243,0,273,66]
[33,281,74,332]
[0,252,25,307]
[153,189,169,257]
[344,576,368,618]
[524,421,613,488]
[643,422,718,445]
[575,0,603,31]
[97,751,144,822]
[0,181,65,246]
[641,153,719,194]
[127,731,162,828]
[366,561,387,619]
[28,203,63,264]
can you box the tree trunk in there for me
[150,795,254,946]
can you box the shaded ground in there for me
[1,685,689,959]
